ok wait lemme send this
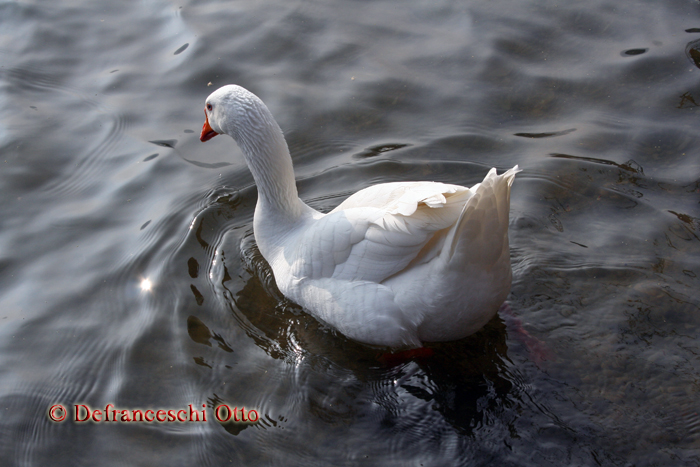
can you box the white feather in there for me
[201,85,521,348]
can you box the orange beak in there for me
[200,111,218,142]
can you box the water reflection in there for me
[686,39,700,69]
[621,48,648,56]
[139,278,153,292]
[215,243,517,439]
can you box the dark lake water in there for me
[1,0,699,465]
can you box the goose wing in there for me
[289,182,474,283]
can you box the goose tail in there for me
[445,165,520,267]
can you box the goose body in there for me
[200,85,520,348]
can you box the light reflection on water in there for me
[0,0,699,465]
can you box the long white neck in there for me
[228,107,305,219]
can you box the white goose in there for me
[200,85,520,349]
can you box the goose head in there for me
[199,84,274,143]
[197,85,300,213]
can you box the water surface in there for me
[1,0,699,465]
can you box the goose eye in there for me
[206,103,213,111]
